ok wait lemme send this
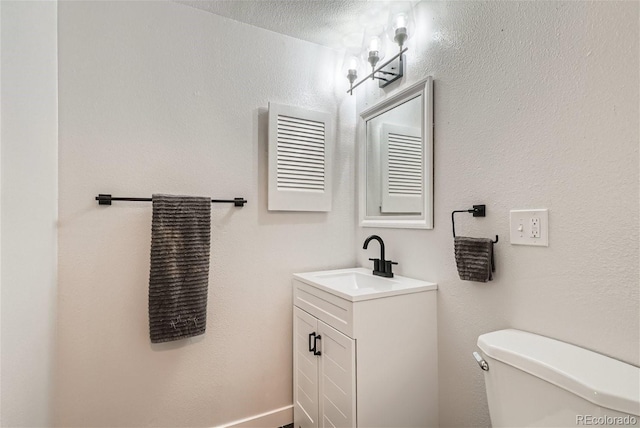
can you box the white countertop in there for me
[293,267,437,302]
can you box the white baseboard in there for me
[215,405,293,428]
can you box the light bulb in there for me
[387,4,415,50]
[368,37,380,52]
[367,36,382,67]
[361,26,386,71]
[342,52,360,87]
[395,14,407,30]
[394,20,408,48]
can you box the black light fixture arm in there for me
[348,48,407,95]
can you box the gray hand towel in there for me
[149,194,211,343]
[454,236,494,282]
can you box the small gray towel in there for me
[454,236,494,282]
[149,194,211,343]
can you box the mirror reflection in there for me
[366,95,423,216]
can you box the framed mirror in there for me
[359,76,433,229]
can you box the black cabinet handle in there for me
[308,332,316,353]
[313,334,322,356]
[308,332,322,356]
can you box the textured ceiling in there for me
[175,0,398,50]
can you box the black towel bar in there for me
[95,194,247,207]
[451,204,498,243]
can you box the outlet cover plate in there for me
[510,209,549,246]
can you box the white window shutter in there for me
[380,124,423,214]
[268,103,333,212]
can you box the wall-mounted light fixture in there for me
[387,6,415,51]
[362,26,386,74]
[345,5,415,95]
[343,53,360,90]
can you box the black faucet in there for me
[363,235,398,278]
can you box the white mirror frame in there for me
[359,76,433,229]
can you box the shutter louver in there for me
[388,132,422,195]
[268,103,333,211]
[381,124,423,214]
[276,115,325,191]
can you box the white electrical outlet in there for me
[531,218,540,238]
[510,209,548,246]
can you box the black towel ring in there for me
[451,205,499,243]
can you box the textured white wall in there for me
[0,1,58,426]
[56,1,355,426]
[357,2,639,426]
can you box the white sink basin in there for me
[315,271,396,291]
[293,267,437,302]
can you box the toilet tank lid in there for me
[478,329,640,417]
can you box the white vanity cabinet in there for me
[292,268,438,428]
[293,307,356,427]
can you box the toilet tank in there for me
[477,329,640,427]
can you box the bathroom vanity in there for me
[292,268,438,428]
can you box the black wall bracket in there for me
[451,204,498,243]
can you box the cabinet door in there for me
[294,307,319,428]
[318,321,356,428]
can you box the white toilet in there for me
[476,329,640,427]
